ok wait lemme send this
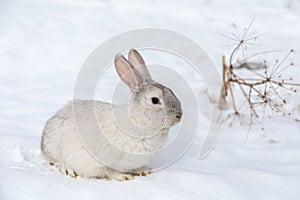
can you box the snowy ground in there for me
[1,0,300,199]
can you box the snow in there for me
[1,0,300,199]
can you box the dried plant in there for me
[219,19,300,141]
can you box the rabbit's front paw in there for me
[131,167,152,177]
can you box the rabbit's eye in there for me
[151,97,160,105]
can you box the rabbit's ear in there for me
[115,54,143,92]
[128,49,153,82]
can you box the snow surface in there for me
[1,0,300,199]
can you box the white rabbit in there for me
[41,49,182,181]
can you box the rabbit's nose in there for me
[175,111,182,120]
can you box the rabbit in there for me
[41,49,182,181]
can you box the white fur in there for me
[41,49,182,180]
[41,101,169,179]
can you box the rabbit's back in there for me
[41,100,169,174]
[41,100,112,177]
[41,102,74,163]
